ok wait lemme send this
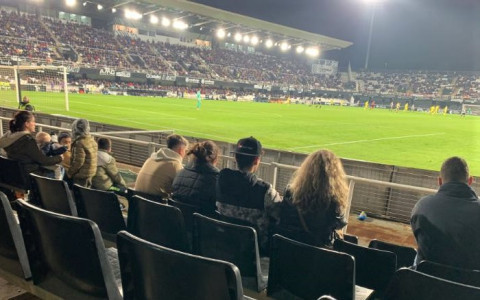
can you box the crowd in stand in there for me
[3,9,480,101]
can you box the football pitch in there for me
[2,92,479,175]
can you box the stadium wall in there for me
[1,107,478,224]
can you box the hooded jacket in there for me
[92,150,126,191]
[135,147,184,197]
[67,119,98,180]
[0,131,62,175]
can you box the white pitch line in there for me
[289,133,445,151]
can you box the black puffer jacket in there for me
[172,162,219,213]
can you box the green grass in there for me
[2,92,479,175]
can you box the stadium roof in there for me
[125,0,353,51]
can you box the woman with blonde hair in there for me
[277,149,349,246]
[172,140,220,213]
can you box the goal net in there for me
[0,65,69,112]
[463,104,480,116]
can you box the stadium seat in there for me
[126,188,166,204]
[169,198,203,234]
[417,260,480,287]
[72,184,127,244]
[117,230,248,300]
[368,239,417,268]
[16,199,122,300]
[333,238,396,295]
[267,234,355,300]
[344,233,359,244]
[0,192,31,279]
[29,173,77,216]
[127,195,189,252]
[0,155,30,193]
[193,213,267,292]
[384,268,480,300]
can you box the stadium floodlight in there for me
[296,45,305,54]
[124,9,142,20]
[97,4,103,10]
[112,7,117,13]
[150,15,158,24]
[234,33,242,42]
[306,47,320,57]
[65,0,76,7]
[227,32,231,37]
[173,20,188,30]
[251,36,259,45]
[161,17,171,27]
[243,35,250,43]
[82,1,87,6]
[216,29,226,39]
[265,39,273,48]
[280,42,289,52]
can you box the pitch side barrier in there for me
[2,111,465,225]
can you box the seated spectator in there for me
[66,119,97,187]
[135,134,188,198]
[411,156,480,269]
[172,140,220,213]
[58,132,72,175]
[0,111,62,178]
[35,132,67,179]
[92,137,127,194]
[216,136,282,253]
[276,149,348,247]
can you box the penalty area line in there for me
[289,133,445,151]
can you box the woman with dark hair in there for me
[276,149,349,247]
[0,111,62,175]
[172,140,220,213]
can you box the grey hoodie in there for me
[71,118,90,138]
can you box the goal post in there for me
[0,65,69,112]
[463,104,480,116]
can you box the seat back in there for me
[193,213,265,291]
[268,234,355,300]
[127,195,189,252]
[334,238,396,292]
[73,185,126,242]
[369,239,417,268]
[126,188,166,204]
[29,174,77,216]
[117,230,243,300]
[0,155,30,192]
[384,268,480,300]
[343,233,359,244]
[169,199,202,233]
[0,192,31,279]
[417,260,480,287]
[16,199,121,300]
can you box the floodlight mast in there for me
[363,0,385,70]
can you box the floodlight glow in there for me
[124,9,142,20]
[82,1,87,6]
[265,39,273,48]
[173,20,188,30]
[362,0,385,3]
[111,7,117,13]
[161,17,171,27]
[65,0,76,7]
[97,4,103,10]
[306,47,320,57]
[234,33,242,42]
[227,32,231,37]
[296,46,305,53]
[150,15,158,24]
[280,42,289,51]
[243,35,250,43]
[216,29,226,39]
[251,36,259,45]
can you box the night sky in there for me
[191,0,480,71]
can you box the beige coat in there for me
[134,148,183,197]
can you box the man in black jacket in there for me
[411,156,480,269]
[216,136,282,253]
